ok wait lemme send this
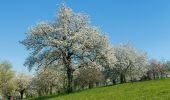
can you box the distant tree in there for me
[147,59,167,79]
[100,46,118,85]
[15,73,31,99]
[21,5,116,93]
[114,44,148,83]
[161,60,170,77]
[0,61,16,99]
[103,67,118,85]
[164,61,170,70]
[74,63,104,89]
[32,67,61,96]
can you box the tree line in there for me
[0,5,170,100]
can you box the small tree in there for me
[32,67,61,96]
[15,73,31,99]
[74,63,104,89]
[103,67,118,85]
[162,61,170,77]
[147,59,167,79]
[0,61,16,99]
[114,44,148,83]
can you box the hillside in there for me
[27,78,170,100]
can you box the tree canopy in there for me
[21,5,116,93]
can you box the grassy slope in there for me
[27,78,170,100]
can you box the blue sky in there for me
[0,0,170,73]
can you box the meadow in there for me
[27,78,170,100]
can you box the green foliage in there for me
[26,78,170,100]
[0,61,16,98]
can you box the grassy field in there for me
[27,78,170,100]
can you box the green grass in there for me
[27,78,170,100]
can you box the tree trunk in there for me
[153,73,155,79]
[64,50,74,93]
[160,72,163,79]
[147,72,151,80]
[81,85,85,89]
[50,85,53,95]
[120,74,125,83]
[20,90,25,99]
[8,96,13,100]
[123,75,126,83]
[89,83,93,89]
[38,90,42,97]
[67,67,73,93]
[44,87,49,95]
[112,80,116,85]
